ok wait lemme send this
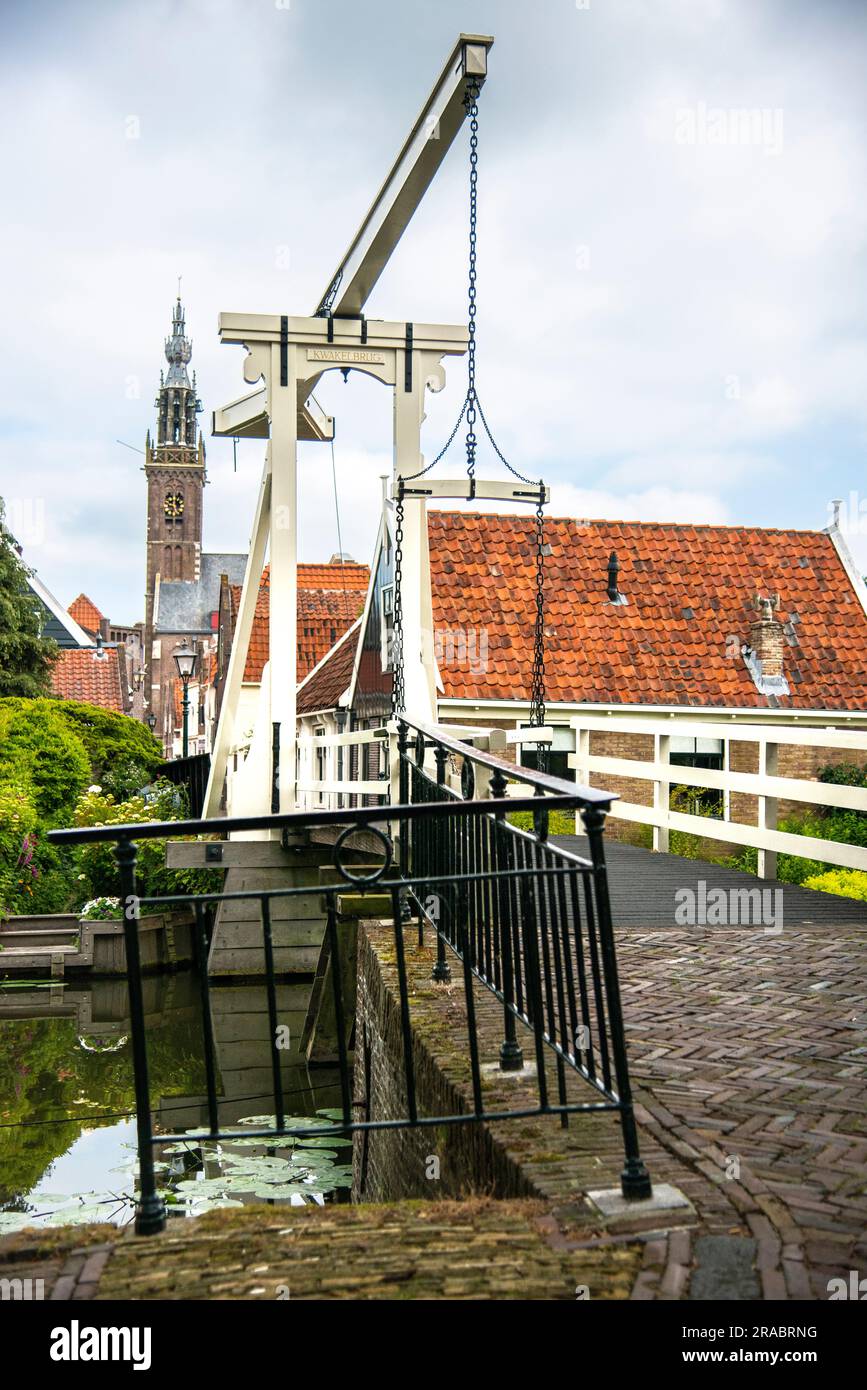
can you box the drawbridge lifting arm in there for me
[212,34,493,443]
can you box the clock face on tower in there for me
[164,491,185,519]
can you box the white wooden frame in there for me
[569,713,867,877]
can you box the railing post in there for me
[582,806,652,1201]
[490,766,523,1071]
[757,739,778,879]
[115,837,166,1235]
[432,741,452,983]
[652,731,670,853]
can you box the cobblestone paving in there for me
[617,924,867,1300]
[0,1202,641,1301]
[1,918,863,1302]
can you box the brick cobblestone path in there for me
[0,906,863,1301]
[616,922,867,1301]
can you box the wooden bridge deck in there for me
[553,837,867,927]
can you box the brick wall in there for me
[352,928,535,1204]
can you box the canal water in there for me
[0,972,351,1235]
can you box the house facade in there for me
[277,503,867,835]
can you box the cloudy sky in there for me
[2,0,867,621]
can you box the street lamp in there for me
[146,713,157,732]
[173,639,198,758]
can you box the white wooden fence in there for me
[569,714,867,878]
[296,726,387,809]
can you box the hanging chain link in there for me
[529,489,548,768]
[391,486,406,717]
[464,78,480,481]
[391,74,548,738]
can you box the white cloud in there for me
[2,0,867,618]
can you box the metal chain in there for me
[465,77,480,481]
[392,74,548,738]
[391,487,406,717]
[529,490,548,763]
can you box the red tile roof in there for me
[50,647,125,713]
[427,513,867,711]
[298,621,360,715]
[67,593,105,634]
[231,561,369,683]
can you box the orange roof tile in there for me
[231,561,369,683]
[298,621,360,715]
[50,647,125,713]
[427,513,867,711]
[67,593,105,634]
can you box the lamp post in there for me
[173,640,198,759]
[146,713,157,732]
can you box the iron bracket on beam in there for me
[280,316,288,387]
[405,322,413,392]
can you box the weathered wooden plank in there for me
[208,984,308,1014]
[211,1010,309,1045]
[208,945,321,977]
[334,893,394,919]
[305,919,358,1067]
[210,920,325,949]
[216,889,325,922]
[166,842,325,870]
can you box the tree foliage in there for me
[0,500,58,697]
[0,700,90,822]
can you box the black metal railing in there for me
[397,718,650,1192]
[161,751,211,819]
[49,725,650,1236]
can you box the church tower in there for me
[143,296,206,729]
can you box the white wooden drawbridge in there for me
[204,34,550,824]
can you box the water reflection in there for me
[0,973,350,1233]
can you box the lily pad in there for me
[188,1198,245,1212]
[44,1205,113,1226]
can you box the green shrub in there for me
[70,782,219,909]
[507,809,578,836]
[0,697,162,803]
[0,782,39,918]
[44,699,163,798]
[0,700,90,822]
[817,761,867,819]
[668,784,732,862]
[802,868,867,901]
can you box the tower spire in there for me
[154,289,202,445]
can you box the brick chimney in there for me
[749,593,785,678]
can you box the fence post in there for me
[653,732,670,853]
[583,806,652,1201]
[115,837,167,1235]
[757,739,778,879]
[571,724,591,832]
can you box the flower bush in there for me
[71,782,220,907]
[802,868,867,901]
[79,896,123,920]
